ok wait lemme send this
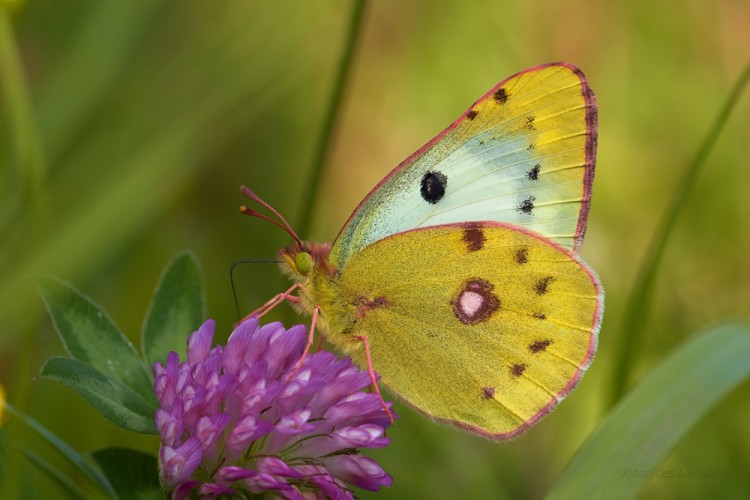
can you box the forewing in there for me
[337,223,603,439]
[331,62,597,268]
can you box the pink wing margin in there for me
[333,62,599,253]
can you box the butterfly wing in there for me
[334,222,603,439]
[331,62,597,268]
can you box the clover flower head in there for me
[153,318,396,498]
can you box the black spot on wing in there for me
[511,363,527,377]
[463,227,486,252]
[534,276,554,295]
[525,115,536,130]
[466,109,478,120]
[527,164,540,181]
[493,88,509,104]
[529,339,552,353]
[517,196,535,215]
[420,171,448,204]
[514,248,529,264]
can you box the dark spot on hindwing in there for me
[482,386,495,399]
[527,164,541,181]
[529,339,552,353]
[511,363,527,377]
[466,109,478,120]
[525,115,536,130]
[452,279,500,325]
[463,226,486,252]
[514,248,529,264]
[533,312,547,320]
[534,276,555,295]
[354,296,389,319]
[420,171,448,204]
[518,196,535,215]
[493,88,509,104]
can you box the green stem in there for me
[609,61,750,407]
[296,0,368,238]
[0,7,47,236]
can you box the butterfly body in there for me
[269,62,603,440]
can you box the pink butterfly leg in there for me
[287,305,320,381]
[235,283,302,328]
[356,335,395,425]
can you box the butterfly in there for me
[242,62,603,440]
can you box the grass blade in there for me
[4,404,116,497]
[549,322,750,500]
[23,448,95,500]
[609,62,750,405]
[296,0,368,237]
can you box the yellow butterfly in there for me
[243,62,603,440]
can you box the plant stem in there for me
[609,61,750,407]
[296,0,368,238]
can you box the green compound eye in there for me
[295,251,313,275]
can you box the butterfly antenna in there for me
[230,258,280,319]
[240,186,302,246]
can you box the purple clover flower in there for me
[153,318,396,499]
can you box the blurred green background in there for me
[1,1,749,498]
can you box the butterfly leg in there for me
[356,335,395,425]
[235,283,302,327]
[254,283,302,317]
[287,305,320,381]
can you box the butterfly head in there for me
[239,186,337,282]
[278,240,334,281]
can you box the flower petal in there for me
[215,465,257,484]
[156,318,394,497]
[171,480,199,500]
[160,437,203,487]
[242,472,293,494]
[256,456,302,478]
[196,483,236,498]
[322,455,392,492]
[224,318,258,375]
[187,319,216,366]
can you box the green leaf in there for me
[548,323,750,500]
[39,276,155,403]
[39,357,157,434]
[91,448,161,500]
[141,251,205,367]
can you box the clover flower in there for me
[153,318,396,499]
